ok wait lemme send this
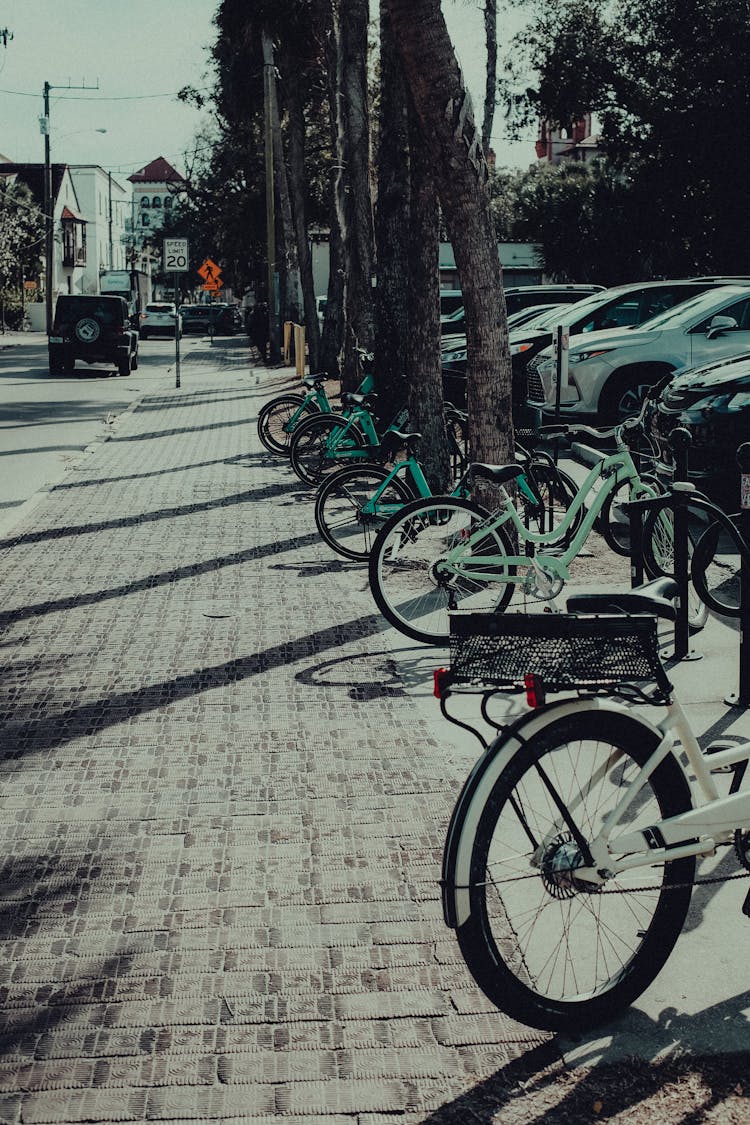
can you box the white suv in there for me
[139,302,181,340]
[526,283,750,422]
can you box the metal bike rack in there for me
[726,441,750,707]
[625,427,700,663]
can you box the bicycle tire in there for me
[314,464,416,561]
[599,477,661,557]
[445,409,469,484]
[257,394,317,455]
[641,506,709,630]
[289,413,366,486]
[455,709,694,1032]
[368,496,516,645]
[691,519,743,618]
[523,463,583,545]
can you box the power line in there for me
[0,85,211,101]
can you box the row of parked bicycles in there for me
[257,363,750,1034]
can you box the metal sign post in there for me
[551,324,569,463]
[164,239,189,388]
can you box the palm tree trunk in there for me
[385,0,513,478]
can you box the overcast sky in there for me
[0,1,535,188]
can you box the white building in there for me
[69,165,129,291]
[127,155,185,251]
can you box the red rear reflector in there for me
[524,673,546,708]
[434,668,451,698]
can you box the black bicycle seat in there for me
[471,463,525,486]
[566,576,679,622]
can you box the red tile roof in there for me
[128,156,185,184]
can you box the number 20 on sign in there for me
[164,239,189,272]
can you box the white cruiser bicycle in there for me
[438,574,750,1033]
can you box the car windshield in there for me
[636,288,745,331]
[147,303,173,312]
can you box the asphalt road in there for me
[0,332,208,536]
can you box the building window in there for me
[141,196,150,208]
[164,195,173,210]
[141,214,150,227]
[152,195,162,208]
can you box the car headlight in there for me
[728,391,750,409]
[443,350,467,363]
[509,341,534,357]
[568,348,614,364]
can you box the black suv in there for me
[49,295,139,377]
[652,352,750,509]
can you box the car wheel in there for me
[131,350,139,371]
[598,366,670,424]
[139,330,148,340]
[118,355,131,377]
[63,358,75,376]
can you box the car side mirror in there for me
[706,315,738,339]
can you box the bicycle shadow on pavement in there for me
[417,992,750,1123]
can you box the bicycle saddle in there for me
[302,373,328,387]
[471,463,525,486]
[566,576,679,622]
[341,391,376,407]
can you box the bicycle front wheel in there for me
[642,506,709,630]
[289,413,366,486]
[691,519,743,618]
[524,463,583,545]
[368,497,516,645]
[599,477,661,556]
[314,464,416,561]
[257,394,315,455]
[456,710,694,1032]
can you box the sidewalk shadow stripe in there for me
[0,484,294,551]
[50,456,263,491]
[0,529,324,627]
[2,613,386,754]
[113,417,253,443]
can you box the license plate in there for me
[49,336,63,343]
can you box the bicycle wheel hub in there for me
[540,834,594,899]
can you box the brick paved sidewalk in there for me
[2,347,748,1124]
[0,353,551,1124]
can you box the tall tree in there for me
[482,0,498,158]
[385,0,513,475]
[332,0,375,390]
[373,0,411,411]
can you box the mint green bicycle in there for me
[368,406,709,645]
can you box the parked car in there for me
[441,283,605,337]
[139,301,181,339]
[651,352,750,509]
[179,303,238,335]
[48,294,139,377]
[440,290,464,318]
[527,283,750,424]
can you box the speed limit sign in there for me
[163,238,189,272]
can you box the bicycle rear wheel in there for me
[642,506,709,630]
[456,710,694,1032]
[691,519,743,618]
[257,394,316,455]
[314,464,415,561]
[368,496,516,645]
[289,413,366,486]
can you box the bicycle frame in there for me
[559,696,750,885]
[321,404,409,463]
[439,445,651,587]
[283,372,375,437]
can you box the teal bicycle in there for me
[288,390,411,485]
[257,371,375,456]
[314,432,580,562]
[367,400,709,645]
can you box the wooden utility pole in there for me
[262,30,280,363]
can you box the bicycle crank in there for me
[523,561,565,601]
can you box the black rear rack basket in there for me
[448,611,672,698]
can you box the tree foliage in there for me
[502,0,750,278]
[0,177,44,287]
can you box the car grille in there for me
[526,356,545,404]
